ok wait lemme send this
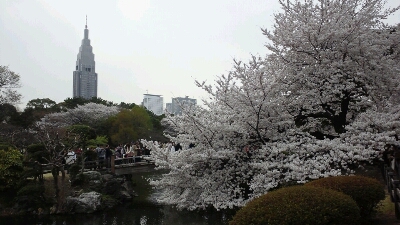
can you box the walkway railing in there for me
[383,148,400,220]
[82,155,154,174]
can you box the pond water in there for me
[2,169,236,225]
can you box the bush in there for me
[17,183,45,197]
[229,185,360,225]
[0,148,24,191]
[305,175,385,218]
[68,163,81,180]
[71,172,86,186]
[15,183,47,210]
[26,143,49,164]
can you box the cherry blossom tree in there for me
[0,66,21,105]
[263,0,400,136]
[143,0,400,210]
[42,102,120,127]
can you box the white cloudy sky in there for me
[1,0,399,110]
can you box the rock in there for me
[118,190,132,201]
[122,180,133,191]
[103,179,121,195]
[101,174,114,181]
[100,195,119,210]
[64,191,102,214]
[83,171,102,181]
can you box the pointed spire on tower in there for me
[84,15,89,39]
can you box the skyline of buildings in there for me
[166,96,197,115]
[71,19,197,114]
[142,94,198,116]
[72,18,98,99]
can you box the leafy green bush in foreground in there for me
[305,175,385,218]
[229,185,360,225]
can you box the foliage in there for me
[87,97,116,107]
[0,103,18,124]
[60,97,89,109]
[119,102,136,109]
[67,125,96,148]
[59,97,117,110]
[229,185,360,225]
[68,164,81,181]
[17,182,45,197]
[0,148,24,191]
[0,142,11,151]
[305,175,385,218]
[26,98,59,111]
[26,143,49,164]
[0,65,21,105]
[15,182,47,209]
[86,135,108,148]
[109,106,153,144]
[16,107,36,128]
[143,0,400,210]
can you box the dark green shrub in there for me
[305,175,385,218]
[26,143,49,164]
[71,172,86,186]
[15,183,47,209]
[229,185,360,225]
[0,149,24,191]
[17,183,45,197]
[68,163,81,180]
[83,148,98,161]
[0,143,11,150]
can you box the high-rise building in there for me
[142,94,164,115]
[73,17,98,99]
[168,96,197,115]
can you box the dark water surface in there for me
[1,170,235,225]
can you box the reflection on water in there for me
[2,169,236,225]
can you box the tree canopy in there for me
[109,106,153,144]
[143,0,400,210]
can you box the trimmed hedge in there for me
[305,175,385,218]
[229,185,360,225]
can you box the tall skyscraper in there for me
[73,17,98,99]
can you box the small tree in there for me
[32,122,80,212]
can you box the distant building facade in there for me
[168,96,197,115]
[142,94,164,115]
[73,19,98,99]
[165,103,172,113]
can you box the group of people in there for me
[66,141,198,168]
[95,144,113,168]
[113,141,144,159]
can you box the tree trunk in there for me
[51,166,60,210]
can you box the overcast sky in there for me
[1,0,399,110]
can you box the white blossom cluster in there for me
[41,102,120,127]
[143,0,400,210]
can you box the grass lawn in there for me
[373,192,398,225]
[42,171,72,206]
